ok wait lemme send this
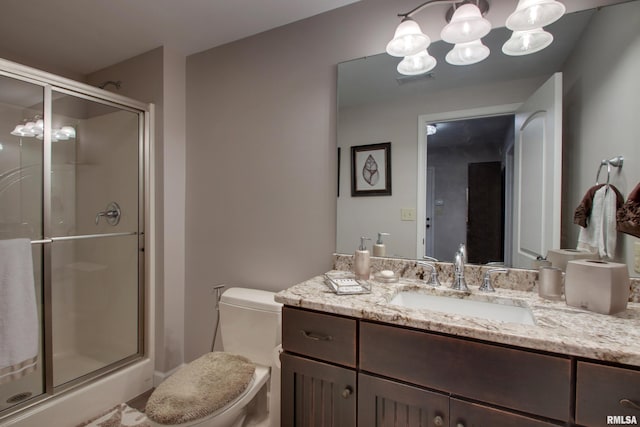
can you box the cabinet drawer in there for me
[576,362,640,426]
[360,321,571,421]
[282,307,357,368]
[451,398,558,427]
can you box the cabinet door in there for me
[576,362,640,427]
[358,374,448,427]
[281,353,356,427]
[451,398,558,427]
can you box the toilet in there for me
[146,287,283,427]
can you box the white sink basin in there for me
[389,291,535,325]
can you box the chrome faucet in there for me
[479,268,508,292]
[457,243,467,264]
[416,261,441,287]
[451,246,469,292]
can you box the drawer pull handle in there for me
[620,399,640,411]
[433,415,444,426]
[341,386,353,399]
[300,330,333,341]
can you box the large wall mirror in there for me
[336,0,640,276]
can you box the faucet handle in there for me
[480,268,508,292]
[417,261,441,287]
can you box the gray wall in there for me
[184,0,402,360]
[562,1,640,275]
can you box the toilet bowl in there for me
[146,288,282,427]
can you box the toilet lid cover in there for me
[146,352,256,424]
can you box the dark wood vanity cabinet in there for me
[281,307,358,426]
[281,306,639,427]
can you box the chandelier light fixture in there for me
[386,0,566,75]
[10,115,76,142]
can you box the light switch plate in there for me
[401,208,416,221]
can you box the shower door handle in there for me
[95,202,121,226]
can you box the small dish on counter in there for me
[373,269,399,283]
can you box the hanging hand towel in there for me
[577,185,620,258]
[0,238,38,384]
[617,182,640,238]
[574,184,624,227]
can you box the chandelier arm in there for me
[398,0,459,19]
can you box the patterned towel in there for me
[77,403,150,427]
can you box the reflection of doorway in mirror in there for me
[425,167,435,258]
[420,113,515,263]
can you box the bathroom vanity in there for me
[275,263,640,427]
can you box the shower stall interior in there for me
[0,60,150,418]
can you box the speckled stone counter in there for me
[332,253,640,302]
[275,272,640,367]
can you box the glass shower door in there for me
[49,91,142,388]
[0,75,45,411]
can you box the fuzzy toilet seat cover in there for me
[145,352,256,425]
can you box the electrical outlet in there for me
[401,208,416,221]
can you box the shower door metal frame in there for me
[0,58,153,419]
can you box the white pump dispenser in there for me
[354,237,372,280]
[373,232,390,257]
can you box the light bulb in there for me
[446,39,490,65]
[397,50,437,75]
[386,18,431,57]
[60,126,76,138]
[502,28,553,56]
[441,3,491,44]
[506,0,566,31]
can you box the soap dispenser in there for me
[354,237,372,280]
[373,233,390,257]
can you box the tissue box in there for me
[546,249,598,271]
[565,260,630,314]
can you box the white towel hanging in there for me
[577,185,618,258]
[0,238,39,384]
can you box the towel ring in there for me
[595,156,624,185]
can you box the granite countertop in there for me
[275,273,640,367]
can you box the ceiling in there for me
[0,0,359,76]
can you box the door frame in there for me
[416,104,521,260]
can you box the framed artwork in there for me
[351,142,391,197]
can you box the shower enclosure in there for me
[0,59,151,419]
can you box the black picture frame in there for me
[351,142,391,197]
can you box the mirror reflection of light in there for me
[462,21,471,37]
[528,5,540,25]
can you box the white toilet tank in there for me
[219,287,282,366]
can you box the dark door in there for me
[467,161,504,264]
